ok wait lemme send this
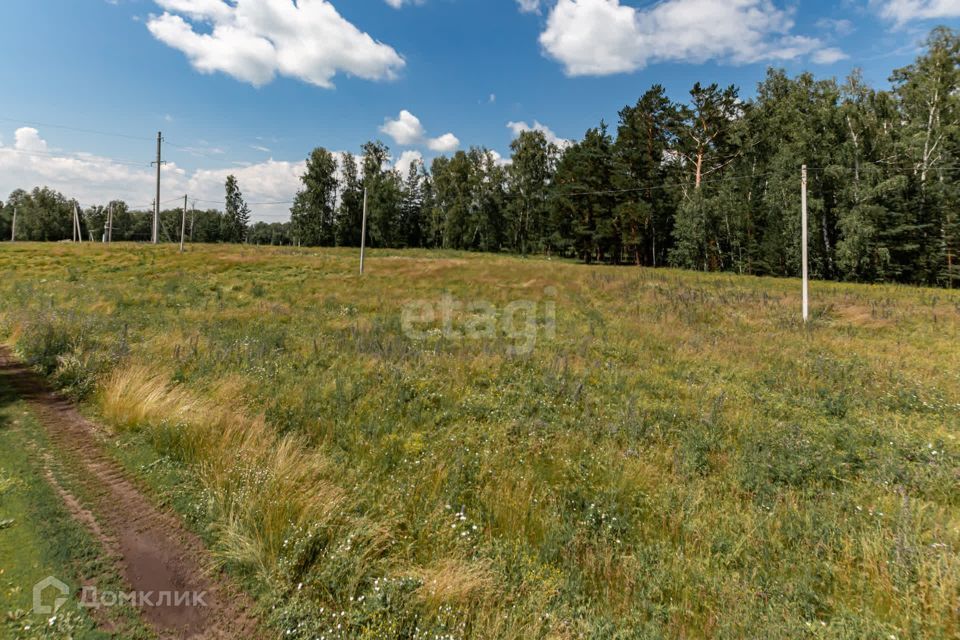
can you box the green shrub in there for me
[17,312,76,374]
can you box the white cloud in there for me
[394,149,423,175]
[0,127,303,221]
[147,0,405,88]
[427,133,460,153]
[380,110,460,152]
[187,158,306,217]
[380,110,426,146]
[811,47,849,64]
[507,120,572,149]
[384,0,424,7]
[539,0,839,76]
[876,0,960,25]
[14,128,49,153]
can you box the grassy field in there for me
[0,242,958,639]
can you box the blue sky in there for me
[0,0,957,220]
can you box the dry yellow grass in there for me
[99,363,348,572]
[409,557,496,611]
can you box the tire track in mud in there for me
[0,347,262,639]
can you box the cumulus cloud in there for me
[380,110,460,152]
[380,110,426,146]
[876,0,960,25]
[186,158,306,216]
[147,0,405,88]
[538,0,841,76]
[427,133,460,152]
[507,120,572,149]
[394,149,423,175]
[384,0,424,7]
[0,127,303,221]
[14,128,49,153]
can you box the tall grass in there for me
[99,364,347,572]
[0,242,958,638]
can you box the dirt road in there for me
[0,347,262,639]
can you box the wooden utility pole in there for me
[107,203,113,243]
[10,207,16,242]
[359,187,368,275]
[180,194,188,253]
[801,164,809,323]
[151,131,163,244]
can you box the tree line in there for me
[2,27,956,286]
[0,177,289,245]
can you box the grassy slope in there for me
[0,242,957,639]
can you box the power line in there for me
[0,116,154,142]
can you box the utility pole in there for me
[801,164,809,323]
[359,187,368,275]
[74,203,83,243]
[180,194,188,253]
[151,131,164,244]
[107,203,113,243]
[10,207,16,242]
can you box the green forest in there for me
[2,27,957,287]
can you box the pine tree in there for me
[399,158,425,248]
[891,27,960,285]
[613,85,680,265]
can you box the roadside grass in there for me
[0,382,150,640]
[0,242,958,638]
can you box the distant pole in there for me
[801,164,809,323]
[190,201,195,242]
[10,207,16,242]
[180,194,188,253]
[107,203,113,243]
[359,187,368,275]
[152,131,163,244]
[74,203,83,243]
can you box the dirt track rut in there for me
[0,346,262,639]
